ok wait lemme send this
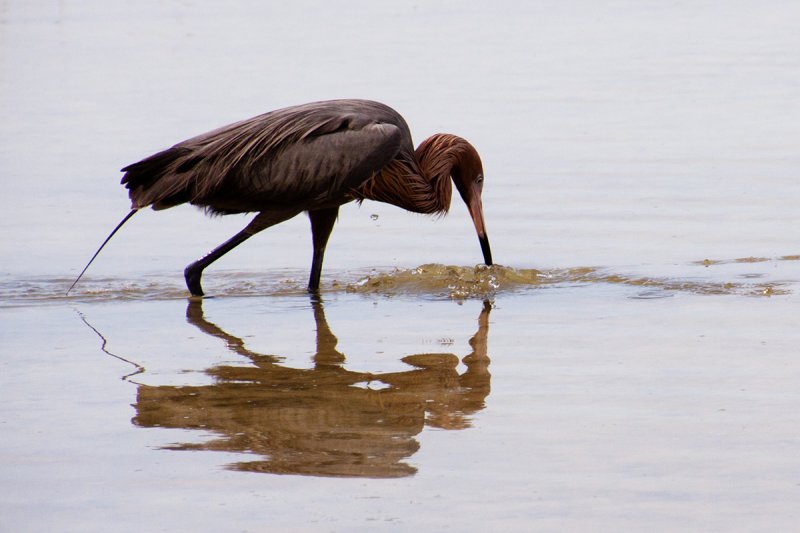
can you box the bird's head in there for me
[414,133,493,266]
[450,140,493,266]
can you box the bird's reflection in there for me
[132,298,491,478]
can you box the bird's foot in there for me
[184,264,205,297]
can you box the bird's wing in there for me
[244,120,403,209]
[122,101,406,212]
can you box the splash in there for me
[1,254,796,307]
[346,264,540,299]
[345,263,791,299]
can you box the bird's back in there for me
[121,99,414,214]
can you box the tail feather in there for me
[67,209,138,295]
[121,146,197,209]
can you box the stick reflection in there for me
[132,299,492,478]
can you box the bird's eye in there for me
[475,174,484,184]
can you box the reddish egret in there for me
[70,99,492,296]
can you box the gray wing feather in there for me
[209,121,403,213]
[122,100,411,212]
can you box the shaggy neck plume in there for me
[355,133,475,215]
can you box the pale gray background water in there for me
[1,1,799,531]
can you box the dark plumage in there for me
[70,99,492,296]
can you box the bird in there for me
[69,99,492,297]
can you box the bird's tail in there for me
[67,209,138,295]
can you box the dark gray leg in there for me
[184,230,252,296]
[184,209,301,296]
[307,207,339,293]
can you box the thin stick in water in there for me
[67,209,138,295]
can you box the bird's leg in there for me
[184,230,252,296]
[307,207,339,293]
[184,209,301,296]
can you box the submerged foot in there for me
[184,264,205,297]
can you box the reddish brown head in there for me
[416,134,492,266]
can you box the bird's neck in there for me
[355,134,471,215]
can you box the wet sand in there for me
[2,1,800,531]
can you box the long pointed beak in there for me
[468,195,493,266]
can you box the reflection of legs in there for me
[307,207,339,293]
[185,298,278,362]
[310,297,346,366]
[184,209,301,296]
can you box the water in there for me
[2,1,800,531]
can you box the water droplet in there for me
[370,214,379,221]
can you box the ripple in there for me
[1,257,795,308]
[345,263,790,299]
[694,254,800,267]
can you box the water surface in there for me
[2,1,800,531]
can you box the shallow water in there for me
[2,256,797,307]
[2,1,800,531]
